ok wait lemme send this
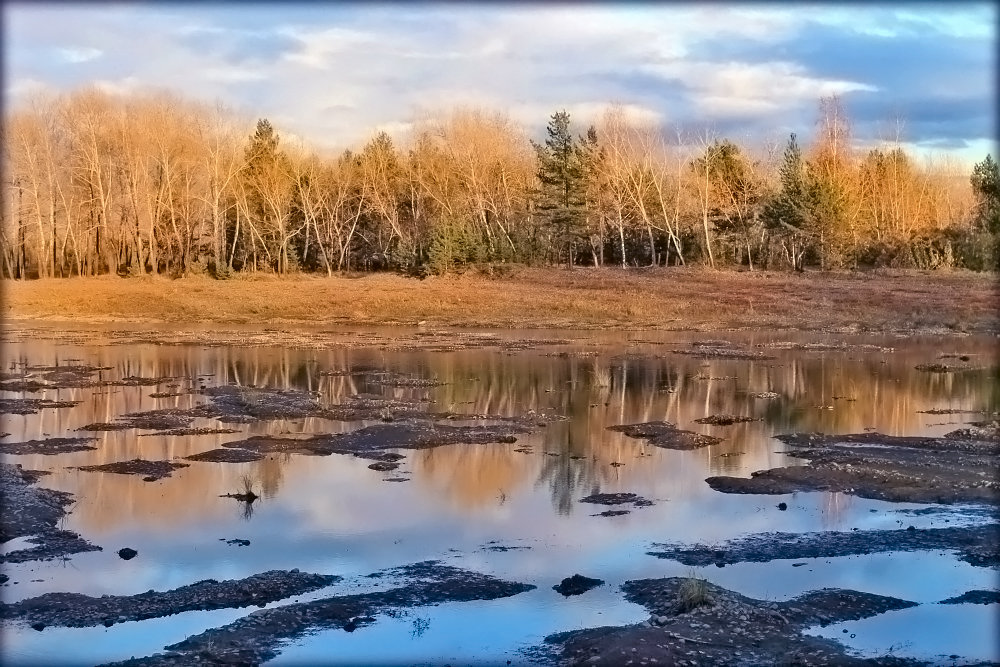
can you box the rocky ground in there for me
[76,459,190,482]
[101,562,534,666]
[0,463,101,564]
[0,437,97,455]
[546,577,924,666]
[0,570,338,629]
[608,421,723,450]
[648,523,1000,569]
[706,429,1000,505]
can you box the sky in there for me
[4,2,997,163]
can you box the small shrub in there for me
[239,473,257,498]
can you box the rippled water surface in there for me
[1,325,997,665]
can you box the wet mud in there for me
[706,431,999,505]
[546,577,920,666]
[553,575,604,596]
[579,493,654,507]
[0,398,80,415]
[77,410,196,432]
[608,421,723,450]
[184,448,265,463]
[0,463,100,564]
[101,562,534,666]
[0,437,97,455]
[647,524,1000,569]
[671,346,775,360]
[0,365,168,392]
[694,414,761,426]
[76,459,190,481]
[216,420,533,462]
[139,427,239,437]
[937,590,1000,605]
[0,570,339,628]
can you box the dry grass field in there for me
[3,267,997,333]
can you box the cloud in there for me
[4,3,993,161]
[641,60,877,118]
[57,47,103,63]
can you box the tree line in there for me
[3,88,998,279]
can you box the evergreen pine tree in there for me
[763,133,813,270]
[971,154,1000,233]
[532,111,586,265]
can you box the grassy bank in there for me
[3,267,997,333]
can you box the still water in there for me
[1,326,997,665]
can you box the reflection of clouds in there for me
[4,332,996,549]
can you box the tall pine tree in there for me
[971,154,1000,234]
[763,133,813,270]
[533,111,586,265]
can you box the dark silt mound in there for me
[0,570,340,628]
[546,577,918,666]
[706,431,999,505]
[553,575,605,596]
[101,562,534,666]
[0,463,101,564]
[608,421,722,450]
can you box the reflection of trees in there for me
[819,491,853,531]
[12,335,997,528]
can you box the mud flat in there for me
[101,562,534,666]
[0,570,338,629]
[545,577,919,666]
[671,346,775,360]
[706,430,999,505]
[579,492,655,508]
[0,365,168,391]
[609,421,723,450]
[212,420,531,462]
[0,437,96,455]
[77,410,197,432]
[694,414,761,426]
[0,398,80,415]
[648,524,1000,569]
[0,463,100,564]
[938,590,1000,605]
[76,459,190,481]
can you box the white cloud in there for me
[642,60,878,118]
[279,26,379,69]
[203,66,268,84]
[5,77,53,104]
[57,47,103,63]
[4,3,988,157]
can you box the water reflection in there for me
[0,327,996,664]
[2,330,997,525]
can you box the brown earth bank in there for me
[4,267,998,333]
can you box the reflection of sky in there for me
[0,329,997,664]
[810,602,1000,663]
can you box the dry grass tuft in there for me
[675,572,712,613]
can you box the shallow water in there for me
[1,326,997,665]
